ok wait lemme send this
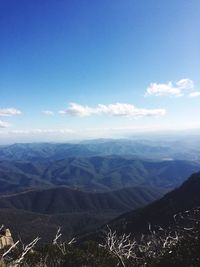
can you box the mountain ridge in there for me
[107,171,200,235]
[1,139,200,161]
[0,185,163,214]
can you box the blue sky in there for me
[0,0,200,143]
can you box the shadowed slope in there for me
[109,171,200,235]
[0,186,163,214]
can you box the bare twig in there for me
[2,240,20,258]
[53,227,62,245]
[13,237,40,266]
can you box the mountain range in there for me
[0,156,199,193]
[0,140,199,246]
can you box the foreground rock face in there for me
[0,229,14,249]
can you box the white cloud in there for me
[145,82,181,97]
[176,78,194,89]
[59,102,166,118]
[0,108,22,117]
[42,110,54,116]
[145,78,194,97]
[0,120,10,128]
[59,103,95,117]
[188,91,200,97]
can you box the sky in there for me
[0,0,200,143]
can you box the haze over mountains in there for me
[0,136,200,161]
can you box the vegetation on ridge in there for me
[0,207,199,267]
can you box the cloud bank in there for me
[10,129,74,134]
[59,103,166,118]
[0,108,22,117]
[145,78,195,97]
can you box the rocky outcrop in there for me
[0,229,14,249]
